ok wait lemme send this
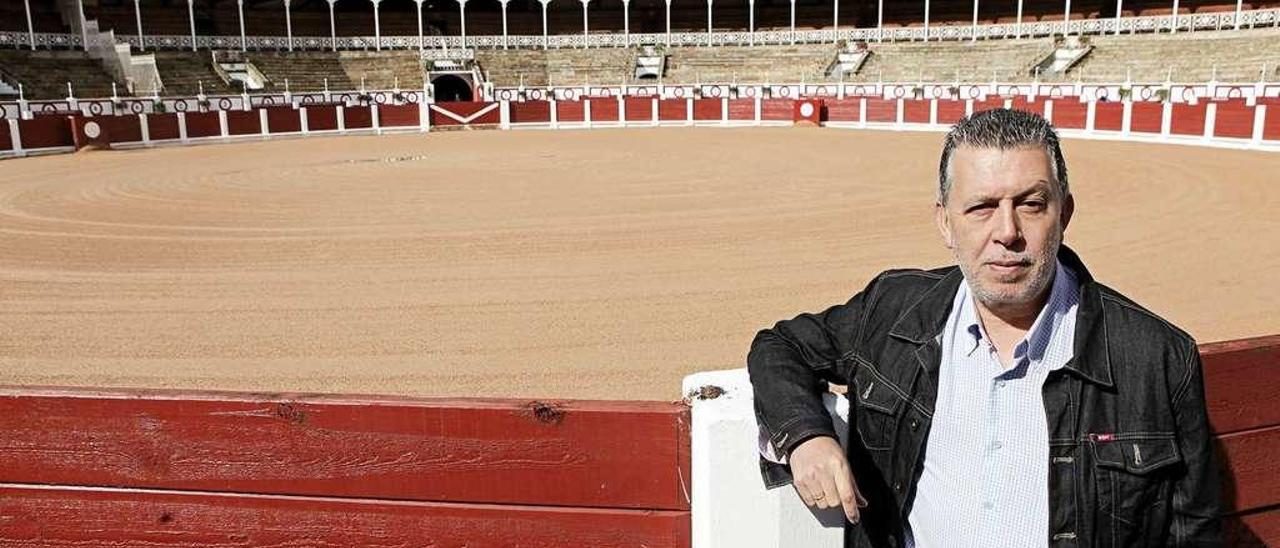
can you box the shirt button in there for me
[990,441,1003,451]
[996,380,1007,388]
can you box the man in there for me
[747,108,1224,548]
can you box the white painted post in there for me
[877,0,883,41]
[1170,0,1179,33]
[623,0,631,45]
[971,0,979,42]
[1203,102,1217,140]
[77,0,88,51]
[1086,99,1096,131]
[923,0,931,41]
[1063,0,1071,36]
[284,0,294,51]
[964,97,973,117]
[665,0,673,46]
[930,98,938,124]
[337,105,346,131]
[23,0,34,50]
[1016,0,1024,38]
[707,0,713,44]
[372,0,382,51]
[1044,99,1054,123]
[682,369,850,548]
[237,0,246,51]
[328,0,338,52]
[652,96,659,125]
[1234,0,1243,30]
[832,0,839,43]
[459,0,469,48]
[585,98,593,128]
[859,96,868,127]
[1121,99,1132,134]
[372,103,382,134]
[185,0,196,51]
[6,119,21,153]
[1161,100,1172,137]
[178,112,189,143]
[686,96,694,124]
[500,100,511,129]
[550,99,559,128]
[500,0,510,48]
[896,97,904,126]
[618,95,626,124]
[749,0,756,45]
[219,109,229,136]
[1252,105,1266,144]
[259,107,269,135]
[133,0,144,51]
[139,113,150,144]
[1114,0,1123,35]
[582,0,590,46]
[541,0,551,49]
[789,0,797,44]
[300,107,310,135]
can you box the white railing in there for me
[0,9,1276,52]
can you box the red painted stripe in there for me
[344,106,373,129]
[1170,103,1208,136]
[625,97,654,122]
[1093,102,1124,132]
[0,484,690,548]
[1263,104,1280,141]
[865,98,896,123]
[265,106,302,133]
[726,98,754,121]
[306,105,339,131]
[97,115,143,143]
[225,110,261,135]
[512,100,552,123]
[693,98,722,121]
[0,119,10,150]
[902,99,930,124]
[1203,335,1280,435]
[184,111,221,138]
[1227,506,1280,548]
[17,115,73,149]
[587,97,618,122]
[0,387,690,511]
[1130,102,1164,134]
[825,99,860,122]
[658,99,687,122]
[557,100,585,122]
[1011,97,1045,116]
[936,100,966,125]
[381,104,420,127]
[1051,100,1087,129]
[760,99,793,121]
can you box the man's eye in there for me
[966,204,994,214]
[1020,201,1046,211]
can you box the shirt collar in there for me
[954,259,1079,370]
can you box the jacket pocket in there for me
[851,365,904,451]
[1090,433,1181,547]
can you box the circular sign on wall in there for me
[799,102,815,118]
[83,121,102,139]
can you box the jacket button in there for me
[893,481,902,492]
[909,419,920,431]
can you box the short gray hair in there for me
[937,108,1069,203]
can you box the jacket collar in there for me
[887,244,1114,388]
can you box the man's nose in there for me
[992,203,1022,246]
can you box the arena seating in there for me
[476,48,638,87]
[856,39,1051,82]
[0,49,119,99]
[247,51,352,92]
[664,44,834,84]
[1071,28,1280,82]
[152,51,238,96]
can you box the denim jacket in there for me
[746,246,1224,547]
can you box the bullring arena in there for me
[1,0,1280,546]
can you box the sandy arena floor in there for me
[0,127,1276,401]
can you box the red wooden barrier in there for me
[902,99,930,124]
[587,97,618,122]
[511,100,552,123]
[936,99,966,125]
[825,98,860,123]
[693,98,722,121]
[380,103,420,127]
[1212,101,1256,140]
[1051,100,1087,129]
[658,98,687,122]
[97,114,142,143]
[17,115,73,149]
[0,120,10,151]
[727,98,754,121]
[1011,97,1045,116]
[973,97,1005,113]
[184,111,221,139]
[225,109,261,135]
[146,113,180,141]
[556,100,585,122]
[344,105,373,129]
[624,97,654,122]
[1130,102,1164,134]
[1170,103,1208,136]
[760,99,793,121]
[1263,105,1280,141]
[306,105,340,132]
[0,485,690,548]
[865,98,897,123]
[1093,102,1124,131]
[265,106,302,134]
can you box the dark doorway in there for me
[432,75,473,102]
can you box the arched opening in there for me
[432,75,474,102]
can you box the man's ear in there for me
[935,202,954,250]
[1060,193,1075,232]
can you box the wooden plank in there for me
[0,484,690,548]
[1201,335,1280,435]
[1217,424,1280,513]
[0,387,690,511]
[1226,507,1280,548]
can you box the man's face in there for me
[935,145,1074,310]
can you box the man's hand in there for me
[789,435,868,524]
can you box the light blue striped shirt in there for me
[906,260,1079,548]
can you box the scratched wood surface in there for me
[0,389,691,511]
[0,484,691,548]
